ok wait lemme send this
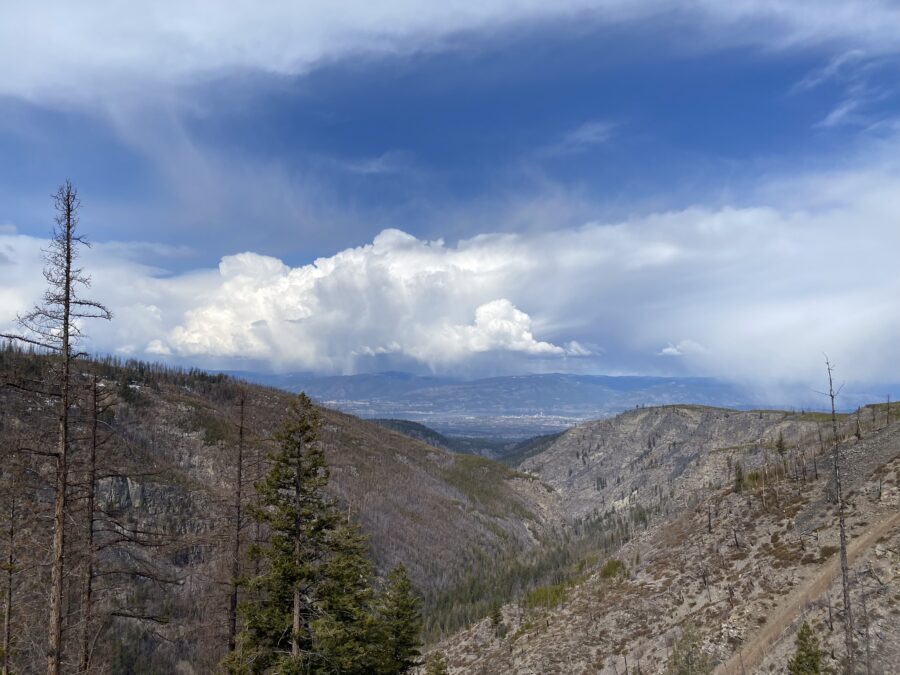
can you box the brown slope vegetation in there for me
[434,406,900,674]
[0,348,561,671]
[149,381,563,590]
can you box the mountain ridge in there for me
[430,402,900,673]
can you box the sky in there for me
[1,1,899,391]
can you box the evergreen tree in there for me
[733,462,745,494]
[375,565,422,674]
[775,431,786,457]
[311,520,382,674]
[226,394,382,674]
[787,623,822,675]
[423,651,449,675]
[489,602,504,638]
[776,431,788,474]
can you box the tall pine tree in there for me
[375,565,422,673]
[225,394,382,674]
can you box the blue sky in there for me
[1,1,900,387]
[2,16,891,262]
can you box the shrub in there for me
[787,622,822,675]
[523,583,568,609]
[600,559,626,579]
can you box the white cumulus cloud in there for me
[658,340,706,357]
[424,299,567,360]
[1,146,900,385]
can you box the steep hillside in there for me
[6,347,896,673]
[433,405,900,673]
[370,418,460,451]
[523,405,830,519]
[113,372,561,590]
[0,349,562,671]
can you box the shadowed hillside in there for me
[0,346,561,671]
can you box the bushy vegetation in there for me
[599,558,626,579]
[423,651,449,675]
[523,582,569,609]
[787,622,822,675]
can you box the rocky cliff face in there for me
[522,405,825,519]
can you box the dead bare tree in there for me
[2,496,11,675]
[227,392,247,653]
[824,356,854,673]
[856,569,871,675]
[1,440,18,675]
[0,391,54,673]
[77,374,118,674]
[1,182,111,675]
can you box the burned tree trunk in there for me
[857,569,871,675]
[79,375,104,674]
[227,394,246,653]
[825,357,854,672]
[1,182,111,675]
[1,493,14,675]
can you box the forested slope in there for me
[0,346,561,672]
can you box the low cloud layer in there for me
[1,151,898,387]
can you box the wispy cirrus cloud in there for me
[338,150,417,176]
[793,50,868,92]
[540,120,617,156]
[793,49,900,130]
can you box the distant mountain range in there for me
[227,371,900,438]
[226,371,769,437]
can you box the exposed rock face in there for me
[522,405,822,519]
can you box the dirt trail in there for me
[715,509,900,674]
